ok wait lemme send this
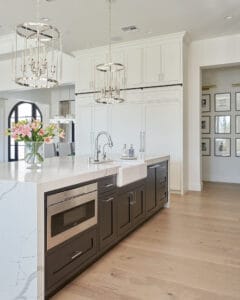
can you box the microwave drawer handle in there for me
[104,183,114,188]
[71,250,83,260]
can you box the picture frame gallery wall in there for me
[201,92,240,158]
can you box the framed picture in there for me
[215,115,231,134]
[236,92,240,111]
[215,93,231,112]
[201,116,210,134]
[236,139,240,157]
[202,138,211,156]
[236,115,240,134]
[202,94,211,112]
[215,138,231,157]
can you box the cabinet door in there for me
[132,185,146,226]
[156,162,168,209]
[162,41,182,84]
[144,45,162,85]
[146,166,158,217]
[76,56,93,93]
[93,53,108,92]
[117,191,133,237]
[126,47,143,87]
[99,195,117,250]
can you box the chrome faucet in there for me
[94,131,113,162]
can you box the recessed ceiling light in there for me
[224,15,233,20]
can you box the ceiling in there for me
[0,0,240,54]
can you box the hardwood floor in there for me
[51,182,240,300]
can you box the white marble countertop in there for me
[0,154,170,185]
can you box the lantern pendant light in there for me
[95,0,126,104]
[14,0,62,89]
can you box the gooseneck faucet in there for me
[94,131,113,162]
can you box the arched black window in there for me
[8,101,42,161]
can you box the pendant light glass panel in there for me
[14,21,62,88]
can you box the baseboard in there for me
[170,190,181,195]
[203,178,240,184]
[187,182,202,192]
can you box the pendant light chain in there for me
[36,0,40,22]
[108,0,112,63]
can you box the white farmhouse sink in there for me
[116,160,147,187]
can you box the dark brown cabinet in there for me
[132,185,146,226]
[156,161,168,208]
[99,194,117,251]
[117,182,146,237]
[117,190,133,236]
[146,165,158,215]
[146,161,168,218]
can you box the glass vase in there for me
[24,142,44,169]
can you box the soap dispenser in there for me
[129,144,135,158]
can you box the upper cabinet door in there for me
[161,41,182,84]
[93,53,108,93]
[126,47,143,88]
[144,45,162,85]
[76,55,94,93]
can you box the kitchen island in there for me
[0,154,169,300]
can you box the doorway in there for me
[201,66,240,184]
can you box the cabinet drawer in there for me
[46,228,97,290]
[98,176,116,195]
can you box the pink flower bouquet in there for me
[7,120,64,168]
[7,119,64,143]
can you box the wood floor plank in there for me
[51,182,240,300]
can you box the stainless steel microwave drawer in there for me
[46,227,97,290]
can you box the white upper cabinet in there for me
[75,33,184,93]
[76,55,93,93]
[76,53,107,93]
[126,47,143,88]
[161,40,182,84]
[92,53,108,92]
[144,40,182,86]
[144,45,162,85]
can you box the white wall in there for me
[188,33,240,191]
[202,67,240,183]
